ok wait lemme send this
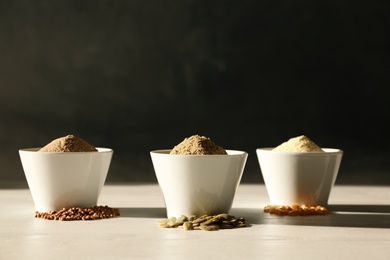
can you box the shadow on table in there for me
[230,204,390,229]
[118,207,166,218]
[117,205,390,229]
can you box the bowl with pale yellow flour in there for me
[19,135,113,212]
[150,135,248,218]
[257,135,343,206]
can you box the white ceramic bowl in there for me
[256,148,343,206]
[19,148,113,212]
[150,150,248,218]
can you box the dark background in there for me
[1,0,389,187]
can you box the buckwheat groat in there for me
[273,135,323,152]
[38,135,97,152]
[170,135,227,155]
[35,205,120,221]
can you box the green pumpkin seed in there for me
[157,213,246,231]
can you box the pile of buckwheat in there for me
[264,204,330,216]
[35,205,120,221]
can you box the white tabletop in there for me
[1,184,389,259]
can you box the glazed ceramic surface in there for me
[19,148,113,212]
[150,150,247,218]
[256,148,343,206]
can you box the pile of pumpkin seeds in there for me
[158,213,246,231]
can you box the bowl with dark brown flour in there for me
[256,135,343,207]
[19,135,113,213]
[150,135,248,218]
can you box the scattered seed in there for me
[188,215,197,221]
[175,215,188,226]
[264,204,330,216]
[183,221,193,230]
[35,205,120,221]
[199,224,220,231]
[219,223,234,229]
[157,213,246,231]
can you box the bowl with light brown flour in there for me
[150,135,248,218]
[257,135,343,207]
[19,135,114,216]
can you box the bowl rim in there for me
[150,149,247,156]
[19,147,113,153]
[256,147,343,154]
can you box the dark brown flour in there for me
[38,135,97,152]
[170,135,227,155]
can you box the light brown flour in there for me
[273,135,323,152]
[170,135,227,155]
[38,135,98,152]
